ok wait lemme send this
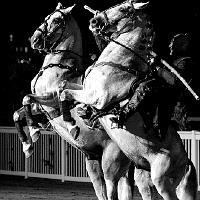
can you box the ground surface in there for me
[0,175,200,200]
[0,175,142,200]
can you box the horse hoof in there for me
[23,143,34,158]
[70,126,80,140]
[24,146,34,159]
[31,130,41,143]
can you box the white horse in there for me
[13,3,139,200]
[59,1,198,199]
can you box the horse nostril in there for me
[90,19,98,25]
[33,36,38,43]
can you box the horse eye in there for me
[54,18,62,24]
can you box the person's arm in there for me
[156,66,176,85]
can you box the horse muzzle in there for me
[30,31,45,50]
[89,16,107,33]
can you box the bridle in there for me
[92,0,136,37]
[36,9,79,55]
[91,1,151,67]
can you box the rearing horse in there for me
[13,3,137,200]
[59,1,198,200]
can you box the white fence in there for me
[0,126,200,191]
[0,127,90,182]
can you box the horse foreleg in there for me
[23,101,40,143]
[85,158,108,200]
[60,88,107,109]
[60,88,107,138]
[25,105,40,143]
[59,99,80,140]
[13,107,34,158]
[59,88,96,139]
[22,92,59,141]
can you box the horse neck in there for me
[42,17,84,72]
[98,12,154,73]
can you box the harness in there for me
[33,62,83,93]
[78,5,154,128]
[32,61,85,121]
[32,8,86,121]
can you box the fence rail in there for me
[0,126,200,190]
[0,127,90,182]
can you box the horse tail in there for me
[177,159,198,200]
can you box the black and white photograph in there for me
[0,0,200,199]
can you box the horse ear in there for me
[66,4,76,12]
[133,2,149,9]
[56,2,63,10]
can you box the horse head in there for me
[31,3,76,53]
[88,0,154,65]
[89,1,148,34]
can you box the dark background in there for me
[2,0,199,48]
[1,0,199,126]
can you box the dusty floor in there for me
[0,175,199,200]
[0,175,143,200]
